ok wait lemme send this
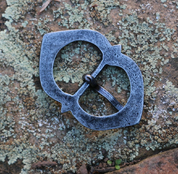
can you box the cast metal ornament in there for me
[39,29,144,130]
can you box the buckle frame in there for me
[39,29,144,130]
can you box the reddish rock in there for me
[106,148,178,174]
[77,164,88,174]
[31,161,57,169]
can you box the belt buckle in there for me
[39,29,144,130]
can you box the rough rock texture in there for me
[106,148,178,174]
[76,164,88,174]
[0,0,178,174]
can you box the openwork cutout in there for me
[39,29,144,130]
[79,65,130,116]
[53,41,102,95]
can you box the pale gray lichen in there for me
[161,0,167,3]
[53,41,102,87]
[0,0,178,173]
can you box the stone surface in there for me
[0,0,178,174]
[106,148,178,174]
[0,0,7,31]
[76,164,88,174]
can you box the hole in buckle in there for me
[53,41,102,95]
[79,65,130,116]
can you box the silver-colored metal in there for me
[83,74,123,111]
[39,29,144,130]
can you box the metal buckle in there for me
[39,29,144,130]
